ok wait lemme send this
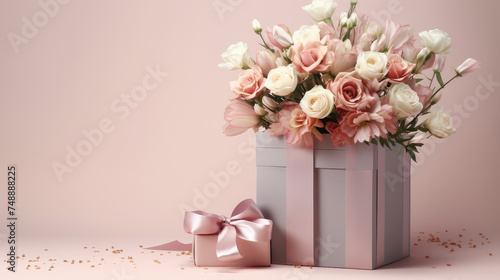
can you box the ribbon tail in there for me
[216,225,243,262]
[145,240,192,251]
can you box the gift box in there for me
[255,132,411,269]
[184,199,272,267]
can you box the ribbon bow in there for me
[184,199,273,262]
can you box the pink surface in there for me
[0,0,499,279]
[285,142,315,265]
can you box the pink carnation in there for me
[292,41,334,74]
[278,102,324,147]
[230,66,265,100]
[339,98,397,144]
[223,99,260,136]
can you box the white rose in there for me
[387,83,423,119]
[418,29,452,54]
[292,25,321,45]
[425,106,456,138]
[300,85,335,119]
[218,42,254,71]
[302,0,337,22]
[355,51,389,81]
[264,65,298,96]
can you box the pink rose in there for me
[230,66,266,100]
[223,99,260,136]
[327,71,374,112]
[278,102,324,147]
[386,54,415,83]
[292,41,334,74]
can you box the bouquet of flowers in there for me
[219,0,480,161]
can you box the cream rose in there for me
[355,51,389,81]
[264,65,298,96]
[386,83,423,119]
[418,29,452,54]
[302,0,337,22]
[300,85,335,119]
[218,42,254,70]
[292,25,321,45]
[425,106,456,138]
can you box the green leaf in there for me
[407,149,417,162]
[435,71,445,87]
[415,78,423,83]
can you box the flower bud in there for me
[262,96,278,110]
[340,12,348,27]
[254,104,267,116]
[432,54,446,72]
[347,13,358,29]
[252,19,262,34]
[416,47,430,61]
[455,58,481,77]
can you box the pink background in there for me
[0,0,499,279]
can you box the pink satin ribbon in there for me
[184,199,273,262]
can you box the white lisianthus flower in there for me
[252,19,262,34]
[355,51,389,81]
[292,25,321,45]
[302,0,337,22]
[218,42,254,70]
[387,83,423,119]
[264,65,298,96]
[300,85,335,119]
[418,29,452,54]
[425,106,456,138]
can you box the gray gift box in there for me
[255,132,411,269]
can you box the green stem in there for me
[429,71,436,87]
[259,33,274,52]
[409,74,459,124]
